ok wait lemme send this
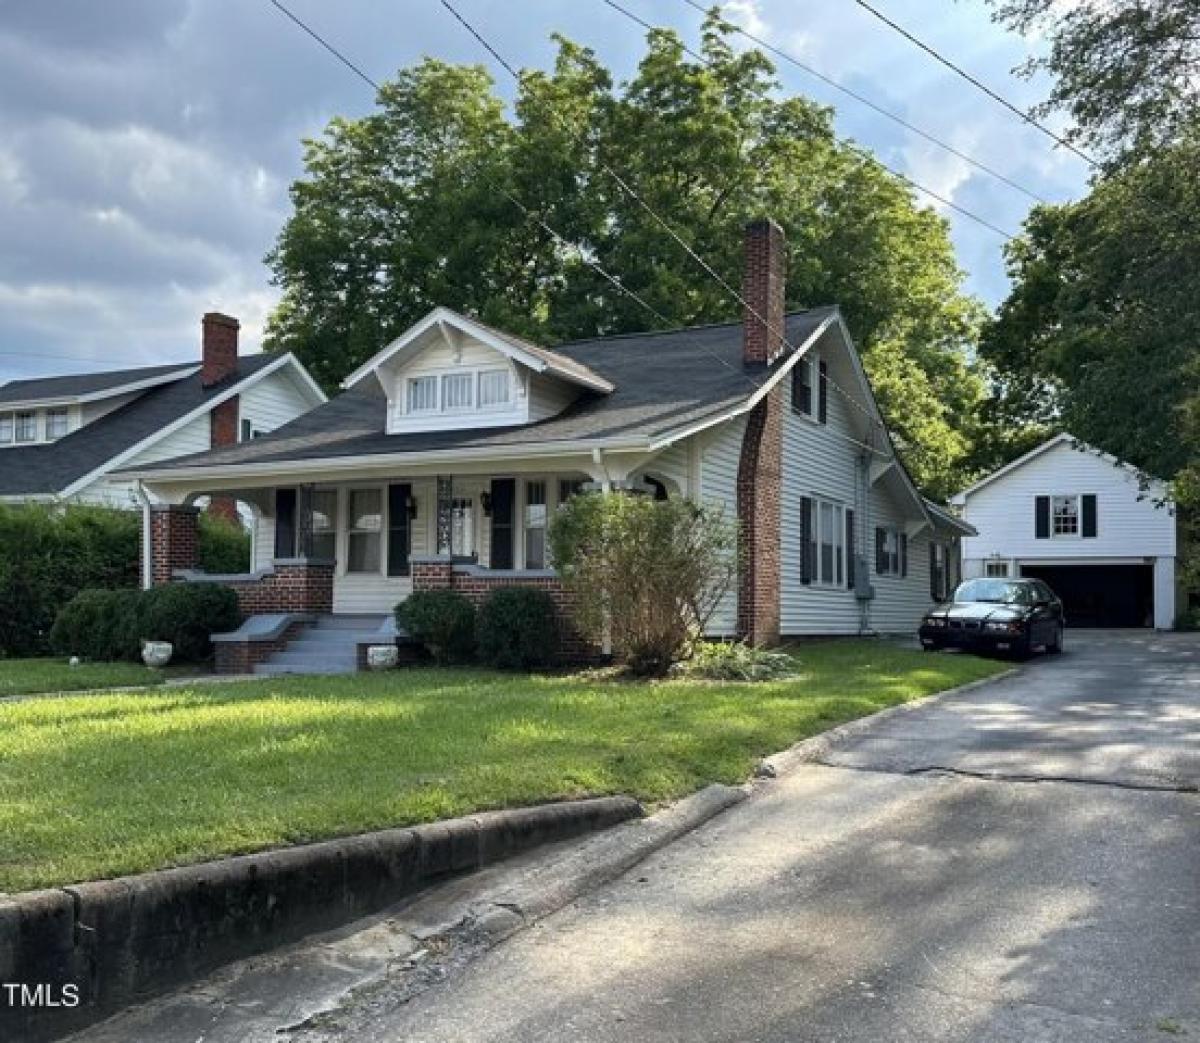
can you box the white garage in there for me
[952,433,1177,630]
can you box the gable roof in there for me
[124,309,841,480]
[0,362,198,407]
[342,307,615,394]
[951,432,1168,505]
[0,354,321,498]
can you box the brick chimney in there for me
[203,312,241,524]
[742,218,786,366]
[201,312,239,387]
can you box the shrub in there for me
[49,589,143,662]
[1175,606,1200,632]
[549,493,737,676]
[138,583,242,662]
[197,513,251,574]
[476,587,558,670]
[396,591,476,664]
[0,503,140,656]
[671,641,797,682]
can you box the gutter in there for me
[135,481,153,590]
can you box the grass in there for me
[0,641,1006,893]
[0,658,195,698]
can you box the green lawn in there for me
[0,642,1005,893]
[0,658,194,698]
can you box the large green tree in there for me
[990,0,1200,163]
[266,14,989,497]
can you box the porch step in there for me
[252,613,399,677]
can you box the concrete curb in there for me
[0,796,640,1043]
[759,667,1020,778]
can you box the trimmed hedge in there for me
[396,590,476,664]
[476,587,558,670]
[50,584,242,663]
[197,513,251,574]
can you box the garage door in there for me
[1020,564,1153,628]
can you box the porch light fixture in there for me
[480,491,493,517]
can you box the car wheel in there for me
[1046,625,1064,654]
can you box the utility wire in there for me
[676,0,1046,204]
[850,0,1100,170]
[601,0,1017,240]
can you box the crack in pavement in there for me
[814,759,1200,795]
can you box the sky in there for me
[0,0,1092,383]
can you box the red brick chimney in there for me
[203,312,241,524]
[742,218,786,366]
[201,312,239,387]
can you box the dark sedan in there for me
[919,577,1065,657]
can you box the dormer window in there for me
[15,412,37,443]
[478,369,511,409]
[45,408,69,440]
[407,375,438,414]
[442,372,473,411]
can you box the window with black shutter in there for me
[1081,494,1097,537]
[1035,495,1050,539]
[818,360,828,424]
[899,532,908,577]
[792,359,813,417]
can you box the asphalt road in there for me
[352,631,1200,1043]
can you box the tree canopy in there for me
[265,14,990,498]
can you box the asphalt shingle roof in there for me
[127,310,837,475]
[0,355,279,496]
[0,362,197,406]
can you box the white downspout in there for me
[135,480,153,591]
[591,447,613,655]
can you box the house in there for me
[951,432,1176,629]
[0,313,325,515]
[122,220,973,673]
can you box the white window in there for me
[347,489,382,572]
[984,560,1009,578]
[478,368,511,409]
[441,372,474,411]
[1052,495,1079,537]
[45,408,68,440]
[807,496,845,586]
[524,480,547,569]
[310,489,338,562]
[14,411,37,443]
[407,376,438,413]
[0,413,12,443]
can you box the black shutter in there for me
[489,479,515,570]
[930,541,939,600]
[274,488,297,559]
[387,484,412,576]
[846,509,855,589]
[1081,494,1097,538]
[1035,495,1050,539]
[875,527,886,574]
[800,496,813,585]
[900,532,908,577]
[818,360,828,424]
[793,361,812,415]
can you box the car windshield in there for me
[952,579,1033,605]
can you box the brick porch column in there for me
[146,505,200,586]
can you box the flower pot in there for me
[366,644,399,670]
[141,640,173,668]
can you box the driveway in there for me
[317,632,1200,1042]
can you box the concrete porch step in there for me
[253,662,357,676]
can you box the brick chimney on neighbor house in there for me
[202,312,241,524]
[736,218,785,645]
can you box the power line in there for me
[850,0,1100,170]
[675,0,1046,204]
[600,0,1017,240]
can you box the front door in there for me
[489,478,515,570]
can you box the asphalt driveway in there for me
[331,631,1200,1043]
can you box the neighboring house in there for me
[952,432,1176,629]
[123,220,972,673]
[0,313,326,513]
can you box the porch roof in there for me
[121,309,838,481]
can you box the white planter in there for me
[141,640,173,668]
[367,644,399,670]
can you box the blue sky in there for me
[0,0,1091,382]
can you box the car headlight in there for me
[985,620,1023,633]
[924,617,947,628]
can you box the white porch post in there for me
[135,480,153,591]
[1153,556,1176,630]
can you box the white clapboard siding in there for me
[239,369,318,435]
[960,439,1175,568]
